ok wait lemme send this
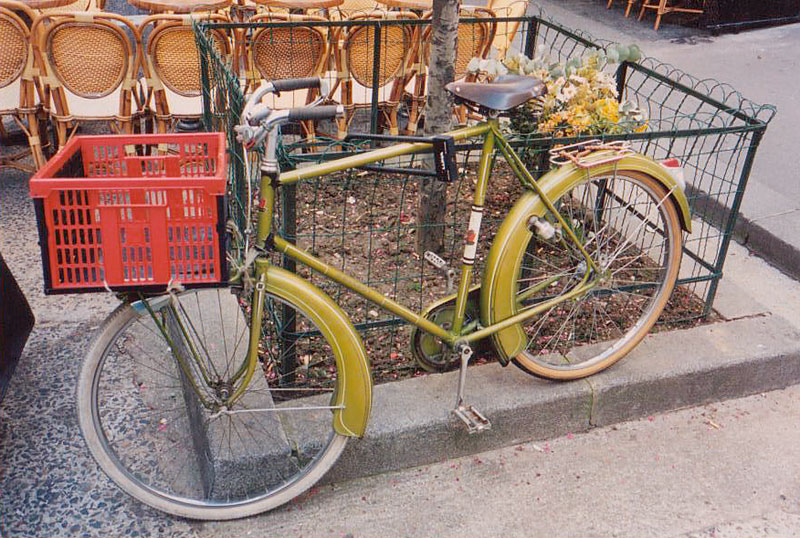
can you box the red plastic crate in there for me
[30,133,228,294]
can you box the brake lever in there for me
[234,124,255,146]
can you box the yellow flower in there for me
[595,99,620,123]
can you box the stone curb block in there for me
[327,315,800,484]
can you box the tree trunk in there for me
[416,0,459,255]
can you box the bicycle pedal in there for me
[452,404,491,434]
[424,250,449,271]
[424,250,456,293]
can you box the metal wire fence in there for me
[195,6,775,348]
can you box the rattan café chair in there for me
[32,12,141,150]
[139,14,231,133]
[0,0,46,171]
[639,0,703,31]
[487,0,527,59]
[335,10,419,138]
[245,12,330,138]
[245,12,329,97]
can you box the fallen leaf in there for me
[706,419,721,429]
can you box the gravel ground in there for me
[0,146,194,536]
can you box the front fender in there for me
[480,153,691,363]
[264,265,372,437]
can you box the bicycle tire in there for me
[78,288,348,520]
[507,170,683,380]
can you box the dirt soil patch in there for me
[269,153,716,385]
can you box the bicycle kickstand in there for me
[452,343,491,434]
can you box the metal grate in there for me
[195,8,775,328]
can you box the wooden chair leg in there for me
[26,112,45,170]
[607,0,614,9]
[654,0,668,30]
[625,0,636,17]
[638,0,651,20]
[55,120,68,151]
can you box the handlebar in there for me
[236,77,344,160]
[242,77,330,125]
[288,105,343,122]
[272,77,322,93]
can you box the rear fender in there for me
[480,153,691,363]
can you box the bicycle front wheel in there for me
[78,288,347,520]
[510,170,683,380]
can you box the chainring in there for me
[411,299,479,373]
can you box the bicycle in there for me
[74,75,690,519]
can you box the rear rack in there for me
[548,140,634,168]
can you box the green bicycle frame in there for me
[256,120,601,348]
[158,118,691,436]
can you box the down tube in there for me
[272,236,454,344]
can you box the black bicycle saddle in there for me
[445,74,547,111]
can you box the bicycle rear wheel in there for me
[510,170,683,379]
[78,288,347,520]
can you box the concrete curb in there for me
[326,314,800,483]
[735,216,800,283]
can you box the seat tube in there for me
[255,168,276,251]
[451,125,495,335]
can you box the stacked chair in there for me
[487,0,527,59]
[0,0,532,169]
[335,10,419,137]
[405,6,496,134]
[32,12,140,149]
[0,0,45,171]
[139,13,232,133]
[245,12,330,138]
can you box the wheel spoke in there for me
[81,289,347,519]
[512,172,680,378]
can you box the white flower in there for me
[556,84,578,103]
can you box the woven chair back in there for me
[455,8,495,78]
[249,14,327,81]
[420,7,495,79]
[342,12,416,89]
[44,20,135,98]
[0,7,28,90]
[148,22,228,97]
[486,0,526,57]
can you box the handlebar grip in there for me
[272,77,322,93]
[288,105,343,122]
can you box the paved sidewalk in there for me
[204,384,800,538]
